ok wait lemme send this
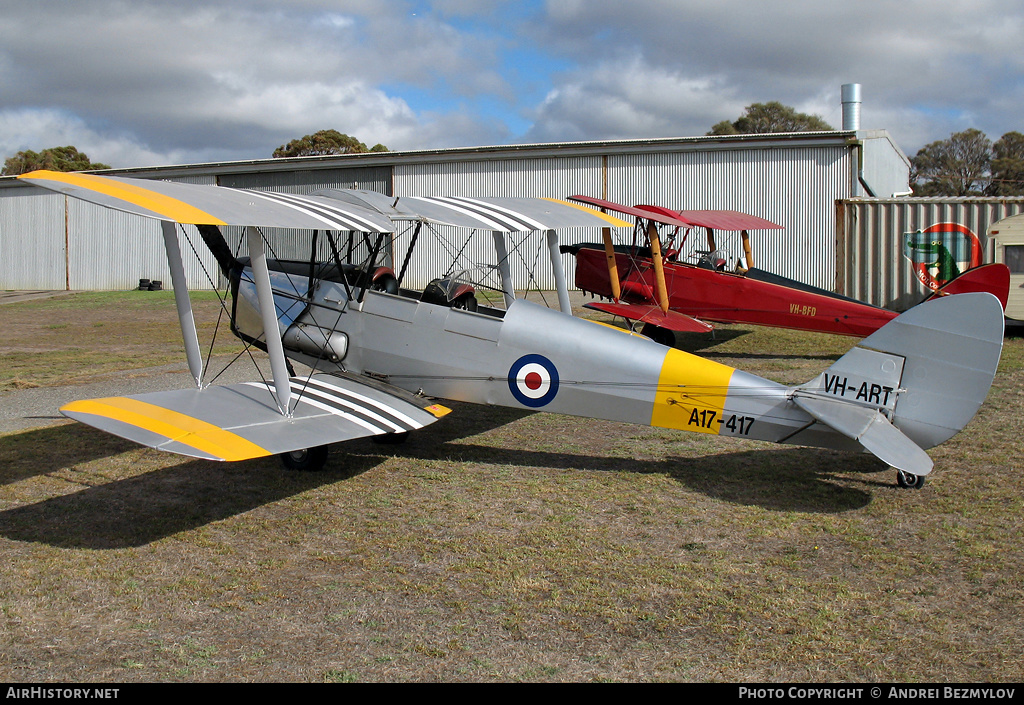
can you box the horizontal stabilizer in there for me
[792,394,933,475]
[60,373,451,462]
[584,301,714,333]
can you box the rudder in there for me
[806,292,1004,453]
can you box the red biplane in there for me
[563,196,1010,344]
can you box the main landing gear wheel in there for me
[280,445,329,472]
[896,469,926,489]
[641,323,675,347]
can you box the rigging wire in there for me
[196,225,285,393]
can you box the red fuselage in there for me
[572,246,897,337]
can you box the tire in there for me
[279,445,329,472]
[896,469,926,489]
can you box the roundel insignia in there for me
[508,354,559,408]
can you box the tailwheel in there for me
[641,323,675,347]
[896,469,926,489]
[280,445,329,472]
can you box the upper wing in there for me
[18,171,627,233]
[568,195,692,227]
[18,170,395,232]
[636,205,784,231]
[577,197,784,232]
[317,190,633,231]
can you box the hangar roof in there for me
[1,129,905,186]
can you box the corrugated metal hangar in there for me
[1,129,915,301]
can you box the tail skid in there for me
[792,292,1004,475]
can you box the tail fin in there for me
[925,263,1010,310]
[793,292,1004,474]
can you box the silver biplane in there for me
[19,170,1005,488]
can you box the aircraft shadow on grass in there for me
[0,422,138,486]
[670,327,751,353]
[0,404,882,549]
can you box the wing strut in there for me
[161,220,204,388]
[601,227,622,301]
[246,225,293,416]
[545,229,573,314]
[741,229,754,270]
[645,220,671,314]
[492,231,517,307]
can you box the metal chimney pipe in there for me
[841,83,862,130]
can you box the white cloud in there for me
[523,0,1024,152]
[0,0,1021,168]
[313,12,357,30]
[525,56,743,142]
[0,108,177,168]
[0,1,515,166]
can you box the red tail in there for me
[926,263,1010,311]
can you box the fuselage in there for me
[572,246,897,337]
[232,266,861,454]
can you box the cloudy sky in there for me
[1,0,1021,169]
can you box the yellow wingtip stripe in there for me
[62,397,270,461]
[19,170,227,226]
[541,197,633,228]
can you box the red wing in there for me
[568,196,691,227]
[584,301,714,333]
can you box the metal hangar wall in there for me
[0,131,908,293]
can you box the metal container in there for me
[837,197,1024,310]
